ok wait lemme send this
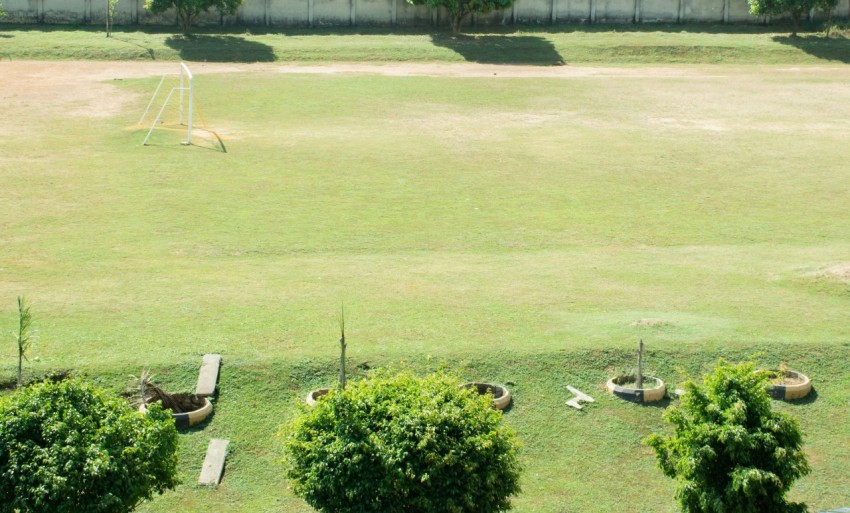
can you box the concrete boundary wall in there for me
[1,0,848,26]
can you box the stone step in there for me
[195,354,221,397]
[199,438,229,486]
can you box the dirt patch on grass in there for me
[803,263,850,282]
[4,60,850,138]
[631,318,671,328]
[647,117,727,132]
[0,61,157,125]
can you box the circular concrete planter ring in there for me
[305,388,331,407]
[139,397,213,430]
[461,382,512,410]
[606,376,666,404]
[762,370,812,401]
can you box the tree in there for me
[144,0,241,33]
[13,296,33,388]
[406,0,514,35]
[0,378,180,513]
[645,360,810,513]
[284,370,522,513]
[748,0,838,37]
[105,0,118,37]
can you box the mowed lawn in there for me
[1,61,850,511]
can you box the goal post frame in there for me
[141,62,194,146]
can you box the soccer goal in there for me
[138,63,224,151]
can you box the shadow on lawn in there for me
[165,34,276,62]
[772,34,850,63]
[430,34,565,65]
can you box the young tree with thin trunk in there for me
[338,305,346,390]
[105,0,118,37]
[13,296,33,388]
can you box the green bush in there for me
[284,370,522,513]
[645,360,809,513]
[0,378,180,513]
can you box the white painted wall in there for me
[1,0,846,27]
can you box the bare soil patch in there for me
[3,61,850,136]
[804,263,850,282]
[631,318,670,327]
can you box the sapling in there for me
[105,0,118,36]
[13,296,33,388]
[636,339,644,389]
[338,305,346,390]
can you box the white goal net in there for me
[137,63,224,151]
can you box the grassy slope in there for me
[0,55,849,510]
[1,23,850,64]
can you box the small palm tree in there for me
[14,296,34,388]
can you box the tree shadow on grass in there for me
[165,34,276,62]
[430,34,565,65]
[772,34,850,63]
[642,396,673,409]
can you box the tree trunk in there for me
[791,11,800,37]
[339,335,346,390]
[17,351,22,388]
[339,305,347,390]
[636,339,644,389]
[451,15,462,35]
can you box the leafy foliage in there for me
[406,0,514,35]
[284,370,522,513]
[748,0,838,36]
[144,0,242,33]
[0,378,180,513]
[645,360,809,513]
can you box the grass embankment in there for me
[1,23,850,64]
[35,346,845,513]
[1,65,849,511]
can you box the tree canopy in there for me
[645,360,810,513]
[284,370,522,513]
[144,0,242,33]
[748,0,838,36]
[0,378,180,513]
[406,0,515,35]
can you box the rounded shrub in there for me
[0,378,180,513]
[284,370,522,513]
[645,360,810,513]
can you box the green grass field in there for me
[1,28,850,512]
[2,23,850,64]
